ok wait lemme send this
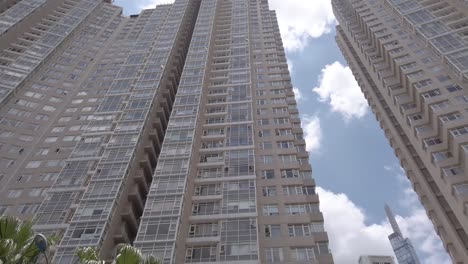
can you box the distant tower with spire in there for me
[384,204,421,264]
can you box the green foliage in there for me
[75,247,104,264]
[0,216,50,264]
[77,244,161,264]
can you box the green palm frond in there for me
[141,255,161,264]
[115,244,142,264]
[0,216,47,263]
[75,247,106,264]
[0,216,20,240]
[76,244,162,264]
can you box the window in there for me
[260,142,273,149]
[436,75,450,82]
[262,187,277,196]
[261,170,275,179]
[288,223,324,237]
[44,137,58,143]
[262,155,273,164]
[25,161,41,169]
[265,224,281,238]
[8,190,22,198]
[263,204,279,216]
[194,184,220,196]
[433,151,452,162]
[281,169,300,178]
[450,126,468,137]
[285,203,320,215]
[51,126,65,132]
[273,117,289,125]
[0,205,9,215]
[58,117,72,122]
[258,119,269,125]
[430,101,450,111]
[42,105,56,112]
[277,141,294,149]
[453,183,468,196]
[279,154,296,164]
[65,107,78,113]
[446,84,462,92]
[35,114,49,121]
[188,223,218,238]
[186,246,217,262]
[28,188,42,197]
[423,137,441,148]
[413,79,432,89]
[421,89,441,99]
[265,248,283,263]
[291,247,315,261]
[443,166,463,178]
[408,114,422,123]
[283,186,315,195]
[258,129,271,137]
[275,129,292,136]
[273,107,288,114]
[440,112,462,123]
[257,108,268,115]
[71,227,99,239]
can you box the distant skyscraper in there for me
[0,0,333,263]
[385,205,420,264]
[332,0,468,262]
[358,255,395,264]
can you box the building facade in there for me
[332,0,468,262]
[385,205,420,264]
[0,0,333,263]
[358,255,395,264]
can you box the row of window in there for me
[262,186,316,196]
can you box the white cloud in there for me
[268,0,336,51]
[318,187,393,262]
[293,87,304,102]
[318,168,451,264]
[301,115,322,154]
[313,61,368,121]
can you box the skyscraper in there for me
[0,0,333,263]
[332,0,468,262]
[358,255,395,264]
[384,205,420,264]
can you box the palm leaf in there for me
[76,247,100,261]
[142,255,161,264]
[115,244,142,264]
[15,220,34,248]
[0,216,19,240]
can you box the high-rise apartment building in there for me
[358,255,395,264]
[0,0,333,263]
[384,205,420,264]
[332,0,468,262]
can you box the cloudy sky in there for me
[115,0,451,262]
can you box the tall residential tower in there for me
[385,205,420,264]
[0,0,333,263]
[332,0,468,262]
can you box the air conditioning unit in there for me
[192,205,199,214]
[219,245,225,255]
[185,249,193,259]
[189,225,196,235]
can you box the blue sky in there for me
[115,0,450,262]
